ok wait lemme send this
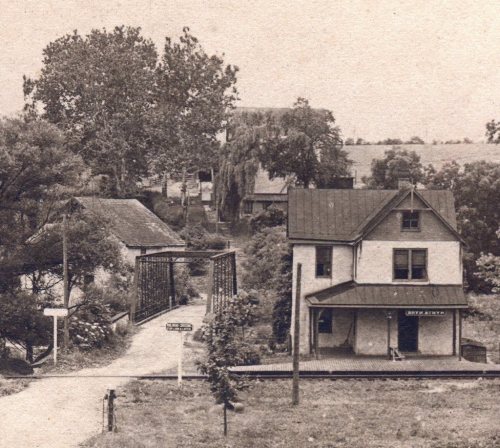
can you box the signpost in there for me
[44,308,69,365]
[166,322,193,386]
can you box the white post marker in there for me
[44,308,69,365]
[166,322,193,386]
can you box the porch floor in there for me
[232,354,500,374]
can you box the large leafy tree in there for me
[260,98,351,188]
[0,117,83,288]
[24,210,124,300]
[362,147,425,189]
[149,28,238,207]
[425,161,500,291]
[23,26,158,196]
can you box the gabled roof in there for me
[72,197,184,247]
[287,188,460,242]
[305,282,467,308]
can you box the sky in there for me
[1,0,499,142]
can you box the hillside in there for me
[348,143,500,184]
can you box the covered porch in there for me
[305,282,468,358]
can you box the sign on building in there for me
[405,310,446,317]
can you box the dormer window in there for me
[316,246,332,278]
[402,211,420,231]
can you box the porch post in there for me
[458,309,462,361]
[452,309,457,356]
[314,309,319,359]
[385,310,393,360]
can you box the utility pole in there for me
[63,213,70,349]
[292,263,301,405]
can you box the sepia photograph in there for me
[0,1,499,447]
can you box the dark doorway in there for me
[398,311,418,352]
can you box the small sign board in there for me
[406,310,446,317]
[44,308,69,317]
[166,322,193,332]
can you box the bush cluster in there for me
[242,226,293,344]
[180,225,228,275]
[249,205,287,233]
[197,292,260,404]
[69,303,113,349]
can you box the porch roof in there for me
[305,282,468,308]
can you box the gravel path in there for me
[0,302,205,448]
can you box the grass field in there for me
[83,378,500,448]
[347,143,500,182]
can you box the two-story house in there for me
[288,187,467,357]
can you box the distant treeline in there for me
[345,137,476,145]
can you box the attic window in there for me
[402,211,420,231]
[316,246,332,278]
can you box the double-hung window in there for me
[316,246,332,278]
[394,249,427,280]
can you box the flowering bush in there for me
[69,303,112,349]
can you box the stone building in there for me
[288,187,467,357]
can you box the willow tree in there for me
[216,112,278,221]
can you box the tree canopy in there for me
[362,147,425,189]
[260,98,351,188]
[425,160,500,291]
[24,26,158,196]
[24,26,238,197]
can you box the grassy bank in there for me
[463,294,500,363]
[83,378,500,448]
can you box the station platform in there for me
[231,355,500,378]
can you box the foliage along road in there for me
[0,301,205,448]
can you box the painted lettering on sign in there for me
[405,310,446,317]
[166,322,193,331]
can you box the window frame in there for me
[393,248,428,281]
[315,245,333,278]
[401,210,421,232]
[243,200,253,215]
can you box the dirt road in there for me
[0,302,205,448]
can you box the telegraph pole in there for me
[292,263,301,405]
[63,214,70,349]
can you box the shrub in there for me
[249,205,287,233]
[69,303,113,349]
[242,226,292,344]
[197,293,259,406]
[180,225,228,275]
[174,265,200,304]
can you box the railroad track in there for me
[6,369,500,381]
